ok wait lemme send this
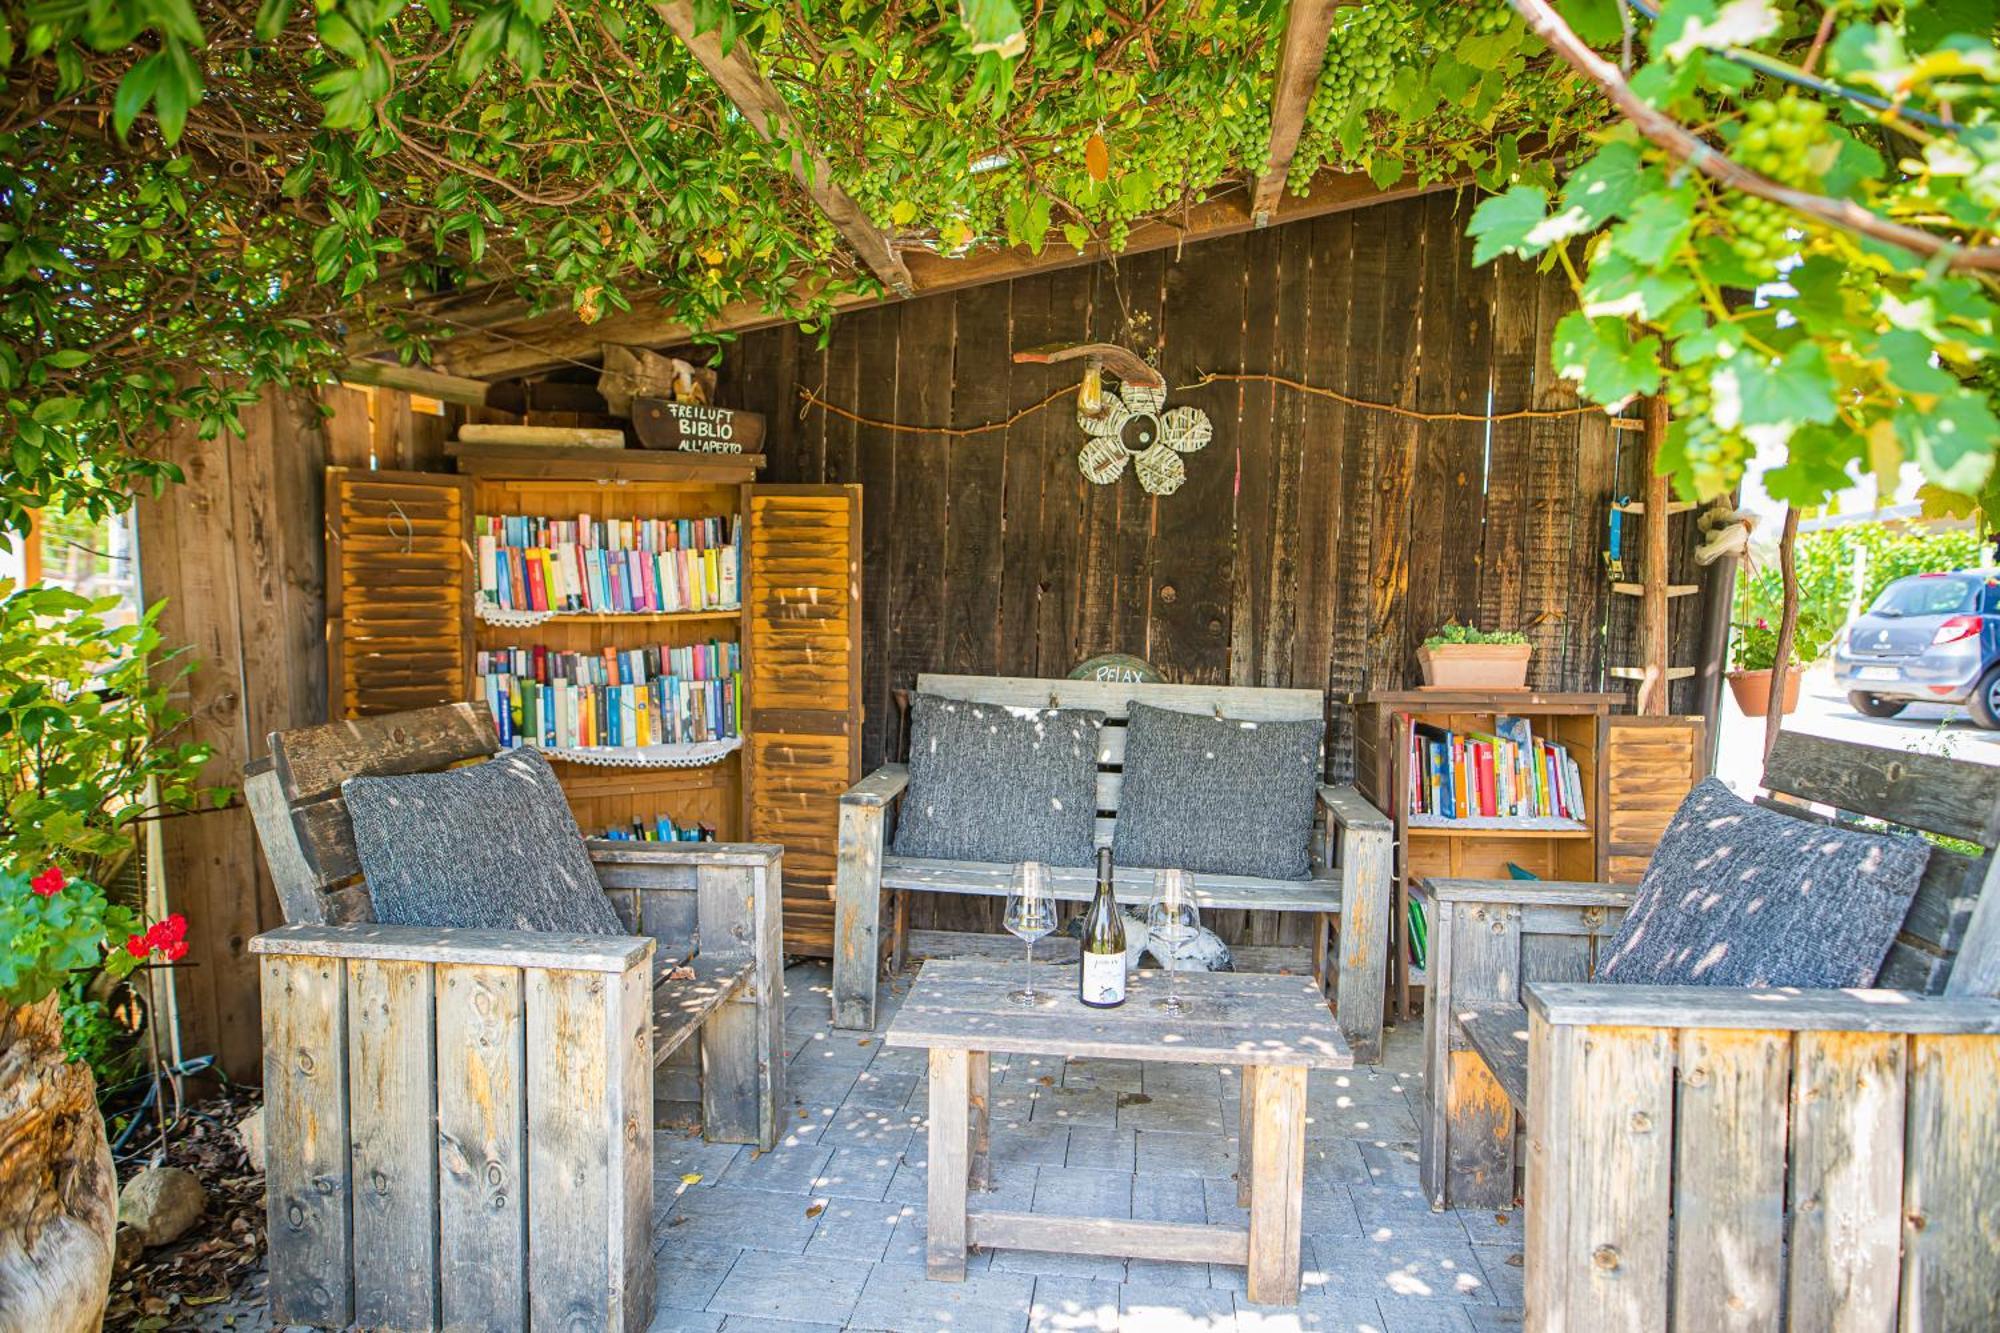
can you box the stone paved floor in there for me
[190,959,1526,1332]
[648,961,1525,1333]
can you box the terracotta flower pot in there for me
[1727,666,1803,717]
[0,996,115,1333]
[1417,642,1532,691]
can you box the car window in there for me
[1869,577,1979,616]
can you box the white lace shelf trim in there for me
[516,736,743,769]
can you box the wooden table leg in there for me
[1236,1067,1254,1208]
[968,1050,991,1192]
[926,1048,971,1281]
[1245,1063,1308,1307]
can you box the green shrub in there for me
[1422,622,1530,650]
[1736,525,1986,665]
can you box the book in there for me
[475,511,744,614]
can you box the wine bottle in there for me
[1078,847,1127,1008]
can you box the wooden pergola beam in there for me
[421,166,1455,380]
[1250,2,1343,226]
[654,1,915,297]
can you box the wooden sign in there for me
[633,396,765,454]
[1068,653,1163,684]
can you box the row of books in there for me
[1406,715,1588,823]
[475,513,740,614]
[475,642,743,750]
[597,816,716,843]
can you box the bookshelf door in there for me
[1598,714,1708,882]
[742,484,863,956]
[325,467,475,719]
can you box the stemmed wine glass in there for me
[1147,868,1201,1015]
[1004,861,1057,1006]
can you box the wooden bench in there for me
[1417,730,2000,1212]
[1416,731,2000,1328]
[244,703,786,1332]
[832,674,1395,1062]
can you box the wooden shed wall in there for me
[707,192,1710,781]
[134,383,450,1081]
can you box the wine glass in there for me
[1004,861,1057,1006]
[1147,869,1201,1015]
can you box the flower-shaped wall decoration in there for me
[1076,381,1213,496]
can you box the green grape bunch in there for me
[1287,2,1410,192]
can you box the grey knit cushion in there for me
[343,747,624,935]
[1598,778,1930,988]
[893,693,1105,867]
[1112,702,1324,880]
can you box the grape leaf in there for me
[1658,0,1781,62]
[1580,253,1696,322]
[1552,312,1663,403]
[1608,186,1696,266]
[1901,394,2000,495]
[1732,344,1840,431]
[1558,141,1653,230]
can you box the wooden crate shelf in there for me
[326,456,862,957]
[1347,690,1707,1020]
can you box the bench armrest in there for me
[1317,783,1391,833]
[1416,877,1637,910]
[1525,982,2000,1035]
[843,762,910,808]
[251,921,654,973]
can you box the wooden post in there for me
[968,1050,992,1192]
[926,1048,971,1281]
[1244,1063,1308,1306]
[1635,396,1672,716]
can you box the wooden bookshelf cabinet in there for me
[325,449,862,955]
[1349,690,1706,1017]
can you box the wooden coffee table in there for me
[883,959,1353,1306]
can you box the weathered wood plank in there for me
[1457,1006,1530,1112]
[926,1047,971,1281]
[1525,983,2000,1034]
[915,673,1326,722]
[1327,784,1392,1063]
[841,763,911,809]
[261,955,353,1328]
[526,962,654,1331]
[885,961,1352,1069]
[252,922,652,973]
[1786,1030,1906,1333]
[1244,1062,1308,1306]
[346,958,439,1331]
[1552,1024,1674,1328]
[436,964,527,1332]
[878,856,1340,912]
[271,699,493,804]
[1671,1028,1790,1332]
[1764,730,2000,847]
[1444,902,1521,1208]
[1900,1032,2000,1329]
[967,1211,1249,1265]
[833,797,889,1032]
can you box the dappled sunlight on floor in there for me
[638,961,1524,1332]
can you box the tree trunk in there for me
[1763,506,1803,763]
[0,995,115,1333]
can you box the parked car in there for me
[1833,570,2000,727]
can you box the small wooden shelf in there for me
[1611,500,1695,516]
[481,607,742,625]
[1611,582,1699,598]
[1408,817,1591,838]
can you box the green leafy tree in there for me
[0,582,225,882]
[1469,0,2000,524]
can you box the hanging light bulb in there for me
[1079,355,1106,421]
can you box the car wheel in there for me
[1970,667,2000,730]
[1847,692,1908,719]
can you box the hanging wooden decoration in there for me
[1012,342,1212,497]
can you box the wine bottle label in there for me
[1081,951,1126,1006]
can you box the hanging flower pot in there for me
[1727,666,1804,717]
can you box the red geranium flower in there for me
[29,867,65,897]
[125,934,151,959]
[159,913,187,942]
[160,940,188,963]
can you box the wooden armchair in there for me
[244,703,785,1333]
[1415,731,2000,1329]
